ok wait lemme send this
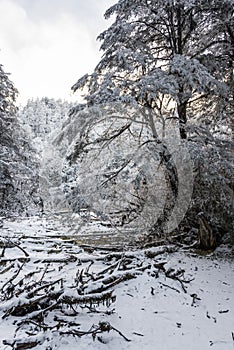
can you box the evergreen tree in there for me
[0,63,41,216]
[0,63,18,213]
[19,97,72,153]
[72,0,231,139]
[65,0,233,241]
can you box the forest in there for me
[0,1,233,349]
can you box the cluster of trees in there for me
[0,64,41,216]
[0,67,72,216]
[20,97,72,153]
[60,0,233,242]
[18,98,73,213]
[0,0,233,246]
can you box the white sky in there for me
[0,0,115,105]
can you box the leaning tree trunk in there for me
[152,144,178,235]
[143,107,179,236]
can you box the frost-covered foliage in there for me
[66,0,233,241]
[4,123,42,216]
[53,104,194,235]
[0,64,41,216]
[18,98,74,213]
[61,105,160,228]
[19,97,72,153]
[39,144,69,213]
[57,104,233,240]
[72,0,231,139]
[0,63,18,214]
[186,130,234,236]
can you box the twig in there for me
[6,239,29,257]
[27,278,63,298]
[27,320,56,331]
[0,262,14,275]
[133,332,144,337]
[85,271,137,294]
[19,300,60,322]
[13,270,43,295]
[190,293,201,306]
[111,324,131,342]
[59,321,131,342]
[96,257,124,277]
[159,282,180,293]
[1,243,6,258]
[85,261,94,274]
[39,264,49,284]
[218,309,229,314]
[3,294,47,319]
[1,262,25,293]
[165,268,189,293]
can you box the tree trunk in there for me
[177,101,187,139]
[142,107,179,236]
[198,212,217,250]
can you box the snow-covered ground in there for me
[0,216,233,350]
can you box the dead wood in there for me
[7,239,29,257]
[3,339,41,350]
[59,289,115,307]
[59,320,131,342]
[159,282,181,293]
[165,267,191,293]
[80,243,124,252]
[0,228,195,349]
[1,262,25,295]
[41,255,78,263]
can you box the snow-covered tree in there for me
[0,63,41,216]
[0,64,18,149]
[61,0,233,243]
[0,63,18,213]
[18,98,74,213]
[55,102,194,235]
[19,97,72,153]
[72,0,230,139]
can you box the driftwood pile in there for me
[0,233,194,349]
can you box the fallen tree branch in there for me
[6,239,29,257]
[60,320,131,342]
[1,262,25,295]
[59,289,116,307]
[3,333,44,349]
[159,282,181,293]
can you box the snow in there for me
[0,216,233,350]
[112,255,234,350]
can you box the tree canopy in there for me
[72,0,233,139]
[0,63,41,216]
[66,0,233,237]
[0,64,18,149]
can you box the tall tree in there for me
[0,63,18,212]
[0,63,18,146]
[0,63,41,216]
[65,0,234,239]
[73,0,230,139]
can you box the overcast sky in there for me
[0,0,115,104]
